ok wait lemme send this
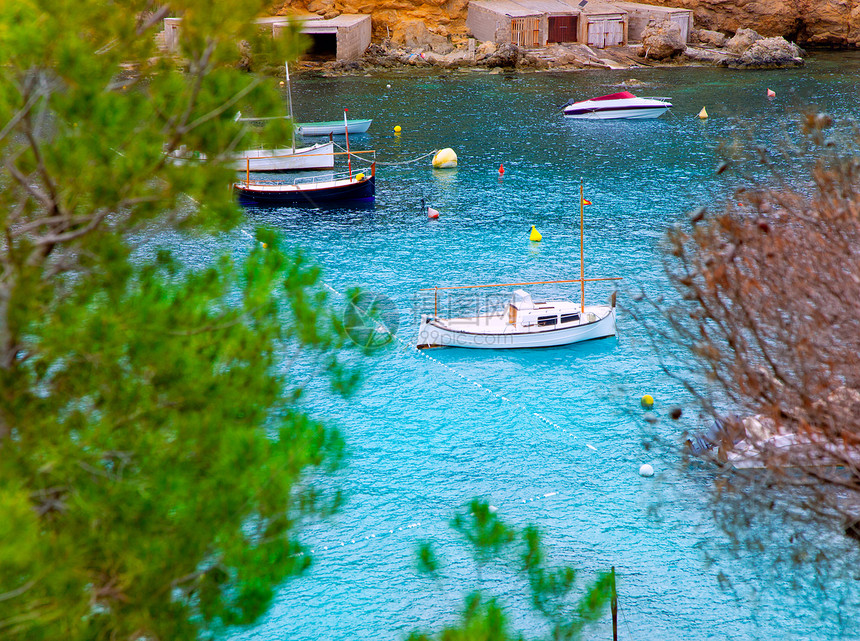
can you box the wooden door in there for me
[548,16,577,43]
[605,18,623,46]
[587,20,604,48]
[511,17,540,47]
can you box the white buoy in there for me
[386,83,392,88]
[488,505,498,513]
[639,463,654,477]
[432,148,458,168]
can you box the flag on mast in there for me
[582,198,592,205]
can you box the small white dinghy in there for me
[416,289,616,349]
[416,183,620,350]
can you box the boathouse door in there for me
[587,17,624,48]
[511,17,540,47]
[548,16,577,43]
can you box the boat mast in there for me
[344,107,352,178]
[580,181,585,314]
[611,566,618,641]
[285,61,296,153]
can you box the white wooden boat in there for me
[234,167,375,206]
[563,91,671,120]
[231,141,334,171]
[416,289,616,349]
[169,141,335,172]
[173,63,336,172]
[416,184,621,350]
[235,108,376,208]
[296,119,372,137]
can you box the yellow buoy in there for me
[355,172,365,181]
[641,394,654,409]
[394,125,402,133]
[432,148,458,169]
[529,225,542,242]
[698,107,708,119]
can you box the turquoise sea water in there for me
[198,53,860,640]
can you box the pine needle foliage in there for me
[411,500,613,641]
[0,3,354,640]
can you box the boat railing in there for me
[418,278,622,318]
[238,148,374,161]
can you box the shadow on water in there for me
[427,334,619,366]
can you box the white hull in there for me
[563,92,671,120]
[417,306,616,350]
[564,106,669,120]
[231,141,334,171]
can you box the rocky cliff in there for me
[634,0,860,46]
[278,0,472,44]
[277,0,860,47]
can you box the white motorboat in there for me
[416,289,616,349]
[563,91,671,120]
[416,183,621,350]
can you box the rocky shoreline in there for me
[297,23,805,76]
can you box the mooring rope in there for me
[235,234,608,562]
[317,280,601,454]
[332,142,438,166]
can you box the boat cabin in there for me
[507,289,596,329]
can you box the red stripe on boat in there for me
[591,91,637,101]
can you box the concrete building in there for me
[612,2,693,43]
[516,0,580,43]
[579,2,628,48]
[163,14,371,61]
[274,14,372,61]
[467,0,544,47]
[466,0,628,49]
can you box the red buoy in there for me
[499,163,505,176]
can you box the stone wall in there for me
[276,0,860,47]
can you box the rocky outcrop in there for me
[725,27,763,54]
[638,19,686,59]
[682,26,805,68]
[481,42,521,67]
[733,36,805,68]
[692,28,728,47]
[402,19,454,54]
[278,0,471,43]
[635,0,860,47]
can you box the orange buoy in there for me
[767,88,776,98]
